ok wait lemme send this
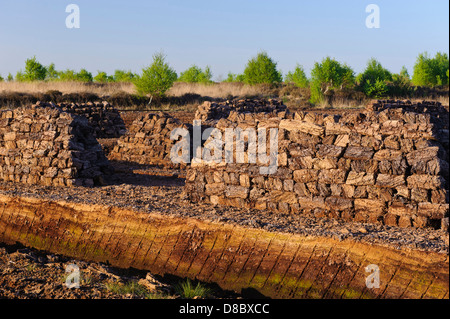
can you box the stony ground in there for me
[0,243,240,299]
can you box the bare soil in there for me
[0,242,240,299]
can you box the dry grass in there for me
[314,97,369,110]
[167,82,271,99]
[0,81,277,99]
[0,81,136,95]
[410,95,449,106]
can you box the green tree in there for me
[399,66,410,80]
[285,64,309,88]
[310,57,355,103]
[356,58,392,98]
[242,51,282,85]
[0,74,3,82]
[391,66,411,87]
[57,69,78,81]
[433,52,449,85]
[46,63,59,80]
[412,52,449,86]
[56,69,93,82]
[113,70,135,82]
[15,71,25,82]
[18,56,47,81]
[7,73,13,82]
[76,69,93,82]
[224,72,245,83]
[94,71,111,83]
[178,65,213,83]
[133,52,178,100]
[389,66,412,97]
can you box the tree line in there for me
[0,51,448,104]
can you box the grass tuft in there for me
[174,278,213,299]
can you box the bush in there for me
[46,63,58,80]
[77,69,93,82]
[356,58,392,98]
[113,70,135,82]
[17,56,47,82]
[224,72,245,83]
[0,74,3,82]
[412,52,449,86]
[387,66,412,97]
[243,51,282,85]
[285,64,309,88]
[363,79,389,98]
[310,57,355,104]
[94,71,112,83]
[178,65,212,84]
[57,69,78,81]
[15,71,25,82]
[56,69,93,82]
[133,52,178,99]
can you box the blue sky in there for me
[0,0,448,80]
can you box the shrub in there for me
[77,69,93,82]
[15,71,25,82]
[356,58,392,98]
[285,64,309,88]
[224,72,245,83]
[388,66,412,97]
[94,71,112,83]
[57,69,78,81]
[46,63,59,80]
[399,66,410,81]
[412,52,449,86]
[17,56,47,82]
[113,70,135,82]
[7,73,13,82]
[133,52,178,99]
[56,69,92,82]
[310,57,355,104]
[0,74,3,82]
[364,79,389,98]
[243,51,282,85]
[178,65,213,84]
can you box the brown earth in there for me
[0,243,239,299]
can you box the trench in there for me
[0,193,448,299]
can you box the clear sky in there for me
[0,0,448,80]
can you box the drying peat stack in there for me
[185,100,449,230]
[108,112,192,168]
[0,104,113,187]
[195,98,289,124]
[37,101,126,138]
